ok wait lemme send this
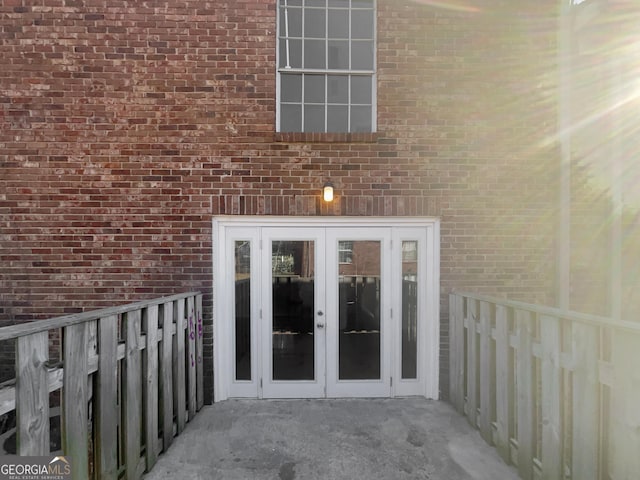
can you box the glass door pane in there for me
[393,227,430,398]
[235,240,251,381]
[338,240,381,380]
[272,240,315,380]
[226,226,261,399]
[401,241,418,379]
[262,227,325,399]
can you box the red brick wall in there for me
[0,0,559,400]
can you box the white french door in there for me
[261,227,392,398]
[324,227,391,397]
[261,228,327,398]
[213,217,440,401]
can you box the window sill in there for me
[274,132,380,143]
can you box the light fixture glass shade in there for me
[323,183,334,202]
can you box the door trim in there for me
[261,227,327,398]
[324,227,392,398]
[212,216,440,402]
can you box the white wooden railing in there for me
[0,292,204,480]
[449,292,640,480]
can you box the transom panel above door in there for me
[212,217,440,402]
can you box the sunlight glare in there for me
[409,0,480,13]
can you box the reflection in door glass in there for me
[272,241,315,380]
[402,241,418,379]
[235,241,251,381]
[338,240,381,380]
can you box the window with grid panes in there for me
[277,0,376,133]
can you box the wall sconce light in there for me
[323,182,334,202]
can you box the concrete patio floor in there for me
[144,398,518,480]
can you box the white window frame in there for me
[276,0,377,133]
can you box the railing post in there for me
[187,296,197,420]
[16,332,50,455]
[97,315,119,480]
[478,301,493,444]
[540,315,562,480]
[571,323,599,480]
[173,299,186,434]
[516,309,535,480]
[449,294,464,413]
[160,301,174,451]
[466,298,478,427]
[494,304,511,463]
[196,294,204,410]
[144,305,159,470]
[124,309,142,480]
[63,323,89,480]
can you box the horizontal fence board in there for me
[0,364,67,417]
[453,291,640,334]
[0,292,201,341]
[0,385,14,417]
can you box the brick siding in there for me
[1,0,563,401]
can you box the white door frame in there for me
[212,216,440,402]
[261,227,327,398]
[324,227,392,398]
